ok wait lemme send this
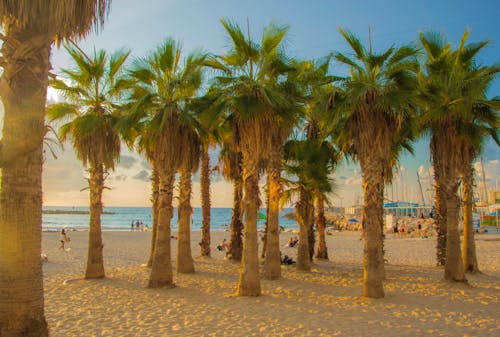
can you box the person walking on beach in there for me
[131,220,135,232]
[59,228,70,250]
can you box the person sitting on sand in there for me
[421,230,429,239]
[59,228,69,250]
[287,236,299,248]
[280,252,295,265]
[217,238,229,252]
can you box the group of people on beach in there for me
[131,220,149,232]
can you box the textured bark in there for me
[315,195,329,260]
[260,178,270,259]
[263,149,282,279]
[237,152,261,296]
[462,165,479,273]
[431,136,447,266]
[176,170,195,273]
[434,174,447,267]
[295,189,312,271]
[444,187,466,282]
[148,171,175,288]
[85,164,105,278]
[200,145,211,257]
[308,207,315,261]
[147,166,159,267]
[0,25,49,337]
[228,175,244,262]
[360,156,385,298]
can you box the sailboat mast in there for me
[480,157,488,204]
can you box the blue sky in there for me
[43,0,500,207]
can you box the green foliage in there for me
[47,43,130,170]
[124,38,206,172]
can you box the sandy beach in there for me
[42,230,500,337]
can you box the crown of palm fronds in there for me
[419,30,499,172]
[125,38,206,172]
[47,43,129,170]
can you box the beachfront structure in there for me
[383,201,433,218]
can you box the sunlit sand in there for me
[42,231,500,336]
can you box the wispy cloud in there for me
[132,170,150,182]
[117,155,137,169]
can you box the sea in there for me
[42,206,299,232]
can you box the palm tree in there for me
[459,119,498,273]
[207,19,294,295]
[217,130,245,261]
[48,44,129,279]
[457,90,499,274]
[282,138,336,270]
[263,73,302,280]
[419,30,498,281]
[127,39,205,286]
[294,56,342,259]
[176,115,202,273]
[191,94,222,257]
[331,29,419,298]
[0,2,111,335]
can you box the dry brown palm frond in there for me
[0,0,111,43]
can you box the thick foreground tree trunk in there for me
[147,166,159,267]
[315,195,329,260]
[462,165,479,273]
[85,164,105,278]
[263,150,282,279]
[237,154,261,296]
[228,176,244,262]
[177,170,195,273]
[444,186,467,282]
[200,145,211,257]
[0,25,50,337]
[360,158,385,298]
[149,170,175,288]
[296,189,312,271]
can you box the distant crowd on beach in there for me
[131,220,149,232]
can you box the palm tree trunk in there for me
[462,164,479,273]
[263,149,282,279]
[228,175,244,262]
[308,206,315,260]
[237,152,261,296]
[85,163,105,278]
[200,145,211,257]
[0,25,49,337]
[260,175,270,259]
[444,183,466,282]
[296,189,311,271]
[315,195,329,260]
[177,169,195,273]
[431,137,447,266]
[360,157,385,298]
[435,176,447,266]
[149,170,175,288]
[147,165,159,267]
